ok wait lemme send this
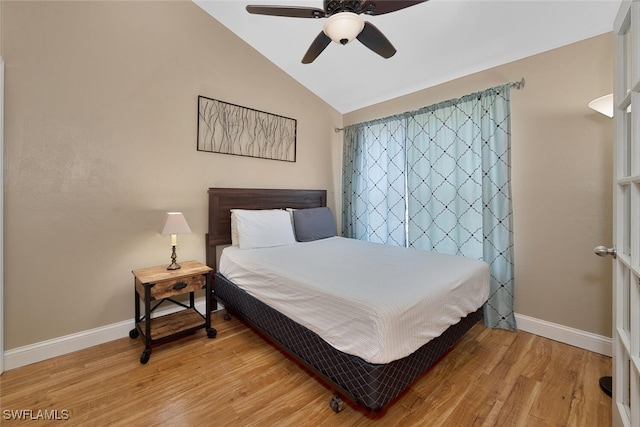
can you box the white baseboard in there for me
[3,307,609,371]
[515,313,612,357]
[4,299,212,371]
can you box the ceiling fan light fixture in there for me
[322,12,364,45]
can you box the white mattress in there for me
[219,237,489,364]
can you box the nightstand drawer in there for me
[149,274,205,300]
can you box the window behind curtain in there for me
[342,85,516,331]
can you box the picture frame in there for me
[197,96,297,162]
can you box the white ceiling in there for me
[195,0,621,113]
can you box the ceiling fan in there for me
[246,0,428,63]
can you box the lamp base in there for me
[166,245,181,270]
[167,262,181,270]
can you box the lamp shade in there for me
[588,94,614,118]
[323,12,364,45]
[161,212,192,235]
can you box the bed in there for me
[206,187,489,413]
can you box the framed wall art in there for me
[197,96,297,162]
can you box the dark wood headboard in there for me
[206,188,327,269]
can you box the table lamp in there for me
[161,212,192,270]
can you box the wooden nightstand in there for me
[130,260,215,364]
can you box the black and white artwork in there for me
[197,96,297,162]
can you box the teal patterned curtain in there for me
[342,117,407,246]
[342,85,516,331]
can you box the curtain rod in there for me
[334,77,525,133]
[511,77,525,90]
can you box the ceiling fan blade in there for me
[246,5,325,18]
[360,0,428,16]
[302,31,332,64]
[356,22,396,59]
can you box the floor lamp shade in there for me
[588,94,614,118]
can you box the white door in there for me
[612,1,639,425]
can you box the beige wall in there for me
[0,1,3,56]
[345,34,614,337]
[2,1,342,349]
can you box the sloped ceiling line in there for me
[194,0,619,114]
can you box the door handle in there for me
[594,245,617,259]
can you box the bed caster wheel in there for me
[223,312,232,321]
[140,349,151,364]
[207,328,217,339]
[329,394,345,413]
[129,328,139,339]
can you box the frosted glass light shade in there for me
[588,94,614,118]
[323,12,364,45]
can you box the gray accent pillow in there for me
[293,207,336,242]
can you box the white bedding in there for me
[219,237,489,364]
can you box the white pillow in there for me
[231,209,296,249]
[230,212,239,246]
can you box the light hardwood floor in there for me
[0,311,612,426]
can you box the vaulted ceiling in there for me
[195,0,621,113]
